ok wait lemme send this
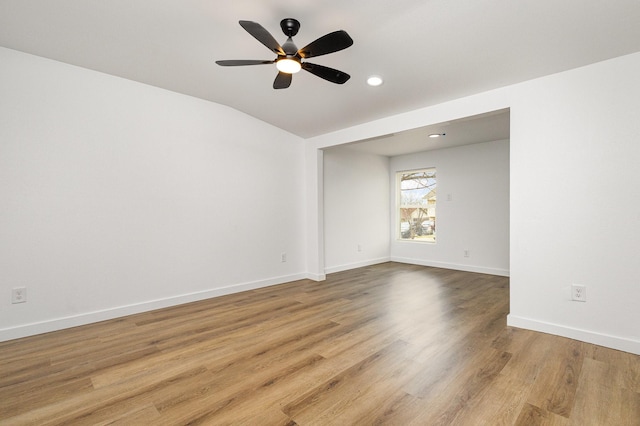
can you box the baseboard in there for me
[305,272,326,282]
[324,257,391,274]
[390,256,510,277]
[507,314,640,355]
[0,272,308,343]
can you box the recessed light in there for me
[429,133,446,138]
[367,75,383,86]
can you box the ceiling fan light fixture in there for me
[276,58,302,74]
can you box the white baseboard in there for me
[305,272,326,281]
[390,256,510,277]
[324,257,391,275]
[507,314,640,355]
[0,272,307,343]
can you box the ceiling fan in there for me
[216,18,353,89]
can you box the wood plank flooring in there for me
[1,262,639,425]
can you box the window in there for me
[397,168,436,242]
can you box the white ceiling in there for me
[341,109,510,157]
[1,0,640,140]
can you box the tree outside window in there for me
[398,168,436,242]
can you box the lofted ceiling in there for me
[1,1,640,140]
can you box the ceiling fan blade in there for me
[239,21,285,56]
[297,30,353,58]
[273,72,292,89]
[302,62,350,84]
[216,60,274,66]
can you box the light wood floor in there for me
[1,263,639,425]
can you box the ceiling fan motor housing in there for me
[280,18,300,37]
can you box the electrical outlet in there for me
[572,284,586,302]
[464,249,470,258]
[12,287,27,304]
[281,252,287,263]
[357,244,362,252]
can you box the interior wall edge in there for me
[507,314,640,356]
[324,257,391,275]
[390,257,510,278]
[305,273,327,282]
[0,271,308,343]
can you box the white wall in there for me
[508,52,640,354]
[390,139,510,276]
[304,147,325,281]
[0,47,306,341]
[307,51,640,354]
[323,146,390,273]
[3,45,639,354]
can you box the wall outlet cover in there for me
[571,284,586,302]
[12,287,27,304]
